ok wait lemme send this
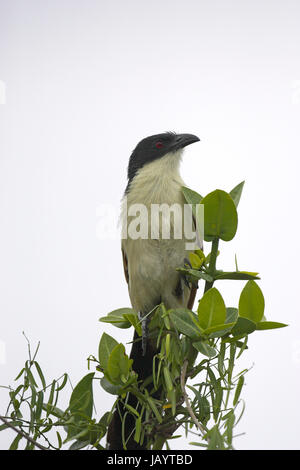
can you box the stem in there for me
[0,416,48,450]
[204,237,219,293]
[180,360,206,436]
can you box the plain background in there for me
[1,0,300,450]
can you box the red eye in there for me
[155,141,163,149]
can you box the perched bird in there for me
[106,132,200,450]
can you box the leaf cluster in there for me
[0,181,287,450]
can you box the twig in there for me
[180,360,207,436]
[0,416,48,450]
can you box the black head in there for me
[126,132,200,189]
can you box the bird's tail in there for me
[106,330,157,450]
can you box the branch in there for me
[0,416,48,450]
[180,360,207,436]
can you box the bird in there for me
[106,132,200,450]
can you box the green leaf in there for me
[9,433,23,450]
[99,308,135,328]
[106,344,132,385]
[163,367,173,392]
[230,181,245,208]
[222,338,248,347]
[192,341,217,357]
[99,411,110,429]
[98,333,118,370]
[177,267,213,283]
[212,379,223,422]
[69,373,94,418]
[14,368,25,381]
[25,365,38,389]
[225,411,235,446]
[239,281,265,323]
[207,367,218,391]
[190,270,213,282]
[231,317,256,336]
[240,271,259,276]
[195,249,206,263]
[207,425,224,449]
[200,189,238,242]
[46,380,56,416]
[233,375,244,406]
[134,415,142,443]
[165,333,171,358]
[182,186,203,217]
[66,373,94,442]
[56,373,68,392]
[197,396,210,425]
[123,313,142,336]
[214,271,260,281]
[203,322,236,336]
[181,336,199,364]
[33,361,46,390]
[35,391,44,422]
[124,403,140,417]
[207,308,238,338]
[170,308,202,339]
[190,442,208,447]
[41,404,65,419]
[100,377,122,395]
[227,343,236,384]
[147,397,162,423]
[189,253,204,269]
[0,420,22,432]
[256,321,288,330]
[168,389,177,416]
[226,307,239,323]
[99,316,131,328]
[197,287,226,330]
[236,335,249,358]
[181,186,203,243]
[69,440,90,450]
[56,431,63,449]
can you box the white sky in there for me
[0,0,300,450]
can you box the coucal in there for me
[106,132,200,449]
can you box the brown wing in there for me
[122,212,200,308]
[122,247,129,284]
[187,284,198,310]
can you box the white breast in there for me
[121,151,191,313]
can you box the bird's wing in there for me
[187,284,197,310]
[122,246,198,310]
[122,247,129,284]
[121,210,201,309]
[121,206,201,310]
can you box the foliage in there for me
[0,182,287,450]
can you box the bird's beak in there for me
[172,133,200,151]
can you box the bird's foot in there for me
[138,312,149,356]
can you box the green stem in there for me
[204,237,219,293]
[152,434,166,450]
